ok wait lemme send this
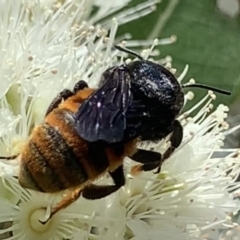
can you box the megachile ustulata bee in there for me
[0,45,231,224]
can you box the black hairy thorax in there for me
[124,91,177,142]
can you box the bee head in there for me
[115,45,184,113]
[122,60,185,142]
[115,45,231,142]
[127,60,184,114]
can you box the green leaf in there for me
[118,0,240,108]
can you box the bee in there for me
[0,46,231,224]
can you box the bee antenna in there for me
[182,83,231,95]
[114,45,144,60]
[0,154,18,160]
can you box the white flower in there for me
[0,0,161,239]
[0,0,159,155]
[0,0,239,240]
[118,96,239,240]
[0,174,83,240]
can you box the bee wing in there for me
[75,68,132,143]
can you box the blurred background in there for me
[117,0,240,147]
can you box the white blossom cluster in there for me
[0,1,239,240]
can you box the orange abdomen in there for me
[18,89,109,192]
[19,111,89,192]
[18,88,137,193]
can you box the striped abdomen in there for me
[18,109,109,193]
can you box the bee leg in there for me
[155,120,183,174]
[73,80,88,93]
[45,89,74,116]
[131,149,161,163]
[82,165,125,199]
[39,188,82,225]
[45,80,88,116]
[130,149,161,176]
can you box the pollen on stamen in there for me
[142,38,159,59]
[88,25,95,32]
[170,68,176,74]
[165,62,172,70]
[125,58,132,64]
[222,122,229,130]
[163,55,172,64]
[28,56,33,61]
[51,69,58,74]
[187,91,194,100]
[158,35,177,45]
[189,78,196,84]
[103,37,109,43]
[80,31,87,38]
[149,49,160,57]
